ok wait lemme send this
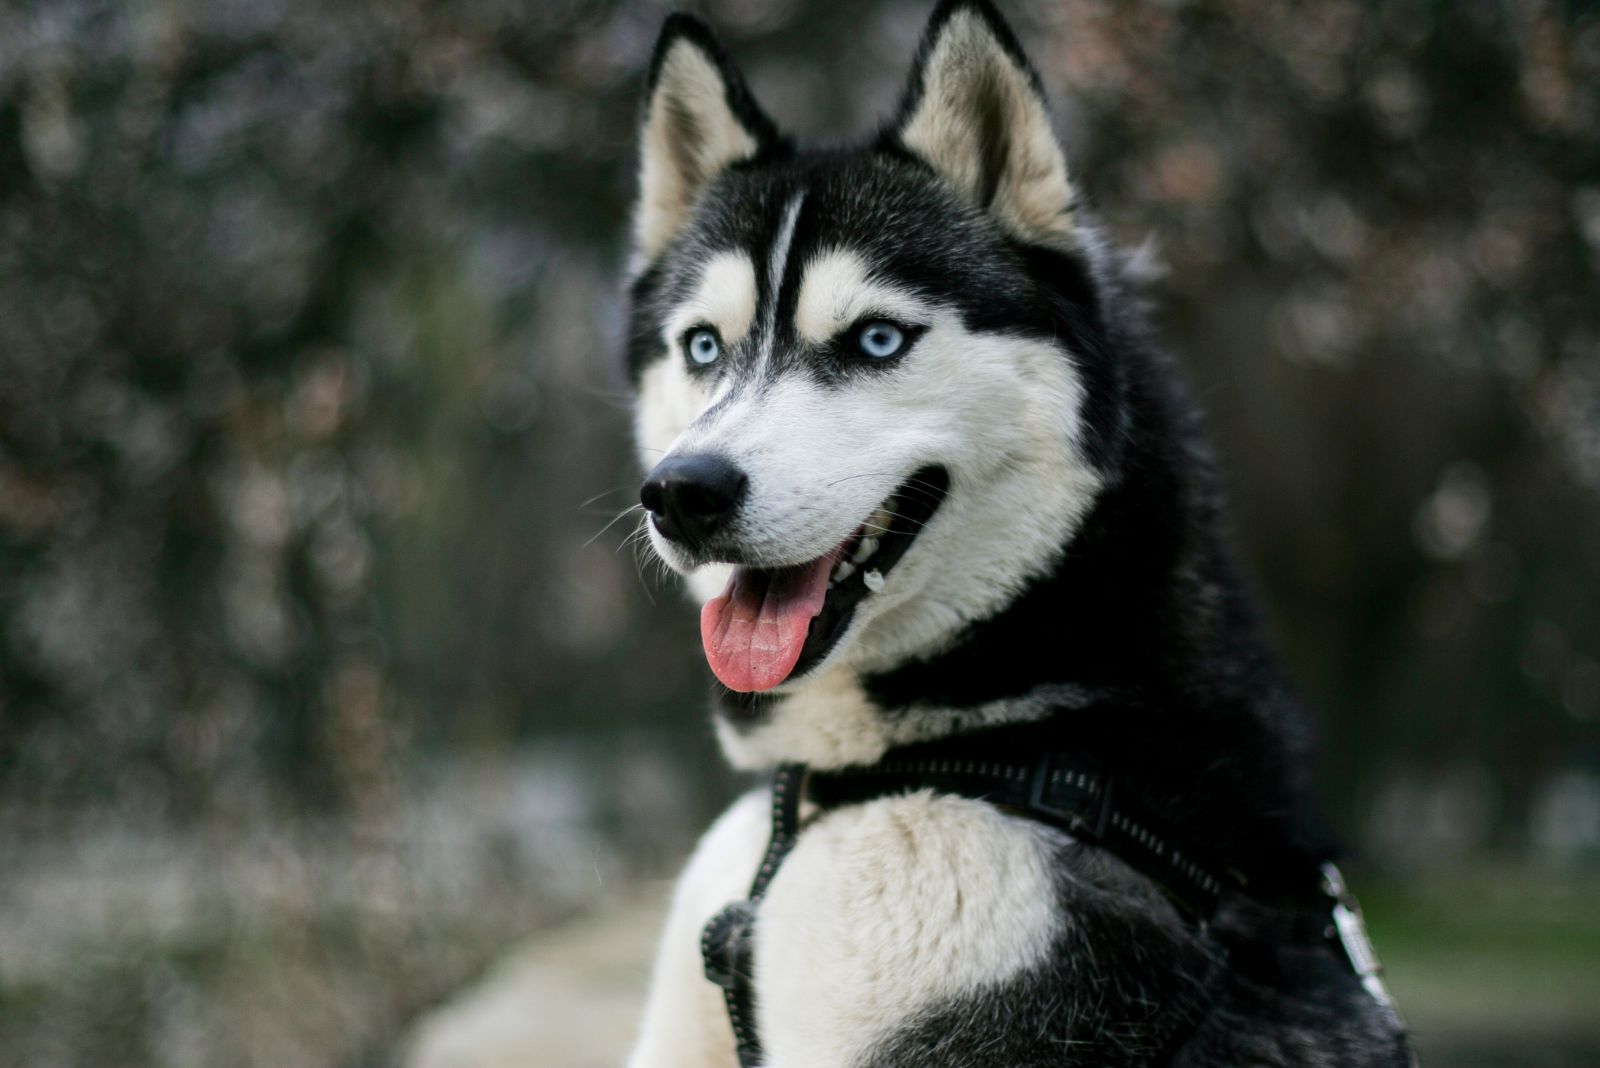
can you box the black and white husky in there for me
[623,2,1414,1065]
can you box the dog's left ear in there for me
[634,14,783,265]
[890,0,1077,247]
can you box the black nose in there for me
[640,454,748,550]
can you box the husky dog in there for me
[623,2,1413,1065]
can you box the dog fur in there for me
[622,3,1413,1065]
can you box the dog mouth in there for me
[699,466,949,693]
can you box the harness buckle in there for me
[1092,770,1117,840]
[702,899,756,992]
[1028,751,1110,839]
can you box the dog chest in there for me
[752,789,1067,1065]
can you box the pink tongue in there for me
[700,549,842,692]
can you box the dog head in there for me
[627,1,1122,705]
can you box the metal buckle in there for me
[1029,752,1104,837]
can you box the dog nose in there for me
[640,454,748,550]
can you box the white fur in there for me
[758,194,805,364]
[627,791,769,1068]
[759,791,1064,1065]
[627,789,1067,1068]
[714,665,894,769]
[636,252,753,472]
[686,561,735,604]
[634,357,713,473]
[715,669,1109,772]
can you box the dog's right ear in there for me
[889,0,1078,249]
[634,14,781,266]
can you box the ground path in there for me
[402,885,668,1068]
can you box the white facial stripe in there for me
[795,249,932,344]
[759,193,805,358]
[664,251,759,348]
[655,195,809,375]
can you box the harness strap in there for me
[700,763,805,1068]
[699,748,1401,1066]
[809,749,1244,920]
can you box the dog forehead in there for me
[678,170,799,264]
[631,152,1054,384]
[687,154,986,280]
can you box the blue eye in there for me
[855,321,906,360]
[686,327,720,366]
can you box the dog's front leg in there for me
[628,790,769,1068]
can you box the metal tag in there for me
[1321,863,1398,1012]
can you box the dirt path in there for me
[400,885,668,1068]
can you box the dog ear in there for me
[634,14,782,264]
[890,0,1077,247]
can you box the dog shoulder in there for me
[757,790,1067,1066]
[629,789,770,1068]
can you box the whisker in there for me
[619,522,654,555]
[585,503,646,548]
[578,486,631,510]
[628,534,658,605]
[824,470,948,501]
[864,508,931,535]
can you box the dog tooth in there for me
[851,536,880,563]
[831,559,856,582]
[862,568,884,592]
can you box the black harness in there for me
[700,734,1400,1067]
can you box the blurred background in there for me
[0,1,1597,1065]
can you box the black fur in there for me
[628,3,1413,1065]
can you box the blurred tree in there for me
[0,0,1595,852]
[1,3,1598,1066]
